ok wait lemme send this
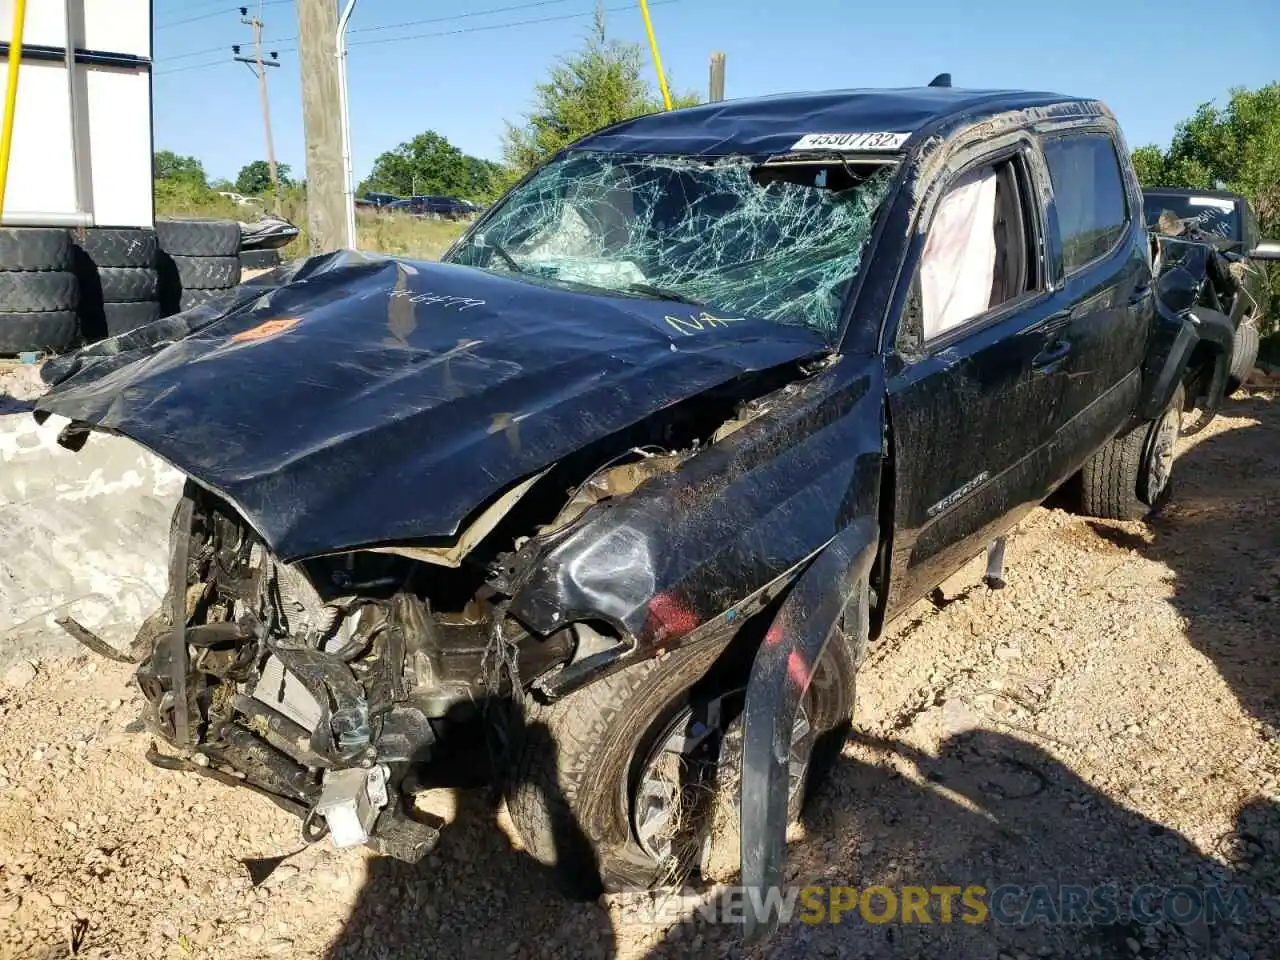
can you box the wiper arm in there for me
[626,282,704,307]
[489,242,524,274]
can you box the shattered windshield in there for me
[447,151,895,336]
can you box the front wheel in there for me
[504,627,857,895]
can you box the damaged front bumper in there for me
[137,483,572,861]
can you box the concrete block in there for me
[0,404,183,667]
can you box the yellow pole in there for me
[0,0,28,219]
[638,0,672,111]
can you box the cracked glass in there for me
[447,152,895,336]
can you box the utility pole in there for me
[709,52,726,103]
[296,0,345,254]
[233,6,281,207]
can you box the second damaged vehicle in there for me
[1142,187,1279,405]
[35,87,1229,935]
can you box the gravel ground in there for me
[0,389,1277,960]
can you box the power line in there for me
[347,0,577,37]
[155,0,681,75]
[157,0,668,63]
[154,0,239,22]
[348,0,679,49]
[155,58,231,76]
[158,0,572,62]
[155,43,236,65]
[155,0,292,31]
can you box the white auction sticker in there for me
[1186,196,1234,212]
[789,131,910,152]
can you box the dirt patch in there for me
[0,393,1277,960]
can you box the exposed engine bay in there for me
[133,374,789,860]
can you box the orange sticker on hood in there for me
[231,317,301,343]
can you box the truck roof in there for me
[573,87,1103,159]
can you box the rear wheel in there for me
[505,624,857,896]
[1227,318,1260,393]
[1079,385,1183,521]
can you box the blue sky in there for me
[153,0,1280,185]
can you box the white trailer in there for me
[0,0,153,228]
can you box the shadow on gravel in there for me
[324,719,617,960]
[639,730,1274,960]
[1090,392,1278,737]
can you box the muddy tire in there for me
[172,255,240,290]
[0,227,73,271]
[98,266,159,303]
[0,271,77,313]
[103,300,161,336]
[240,248,282,271]
[1227,319,1259,393]
[505,629,857,897]
[155,218,241,258]
[73,228,157,268]
[0,310,77,354]
[1079,385,1184,521]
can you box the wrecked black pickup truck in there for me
[31,86,1258,938]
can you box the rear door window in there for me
[1042,134,1129,274]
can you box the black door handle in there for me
[1129,284,1152,305]
[1032,338,1071,371]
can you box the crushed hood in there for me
[35,253,829,561]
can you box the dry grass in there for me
[355,210,467,260]
[155,187,468,263]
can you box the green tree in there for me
[500,6,699,180]
[357,130,496,200]
[1133,84,1280,221]
[235,160,293,196]
[154,150,207,187]
[464,154,507,202]
[1130,145,1169,189]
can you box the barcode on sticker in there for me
[789,132,910,152]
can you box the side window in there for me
[1042,134,1129,273]
[902,155,1040,345]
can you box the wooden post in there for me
[709,52,725,103]
[235,12,281,208]
[295,0,345,254]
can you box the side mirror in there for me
[1246,241,1280,260]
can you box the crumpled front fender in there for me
[738,514,880,942]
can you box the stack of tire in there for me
[70,227,161,340]
[0,227,79,355]
[155,218,242,315]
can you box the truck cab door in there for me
[1038,133,1151,470]
[882,148,1065,622]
